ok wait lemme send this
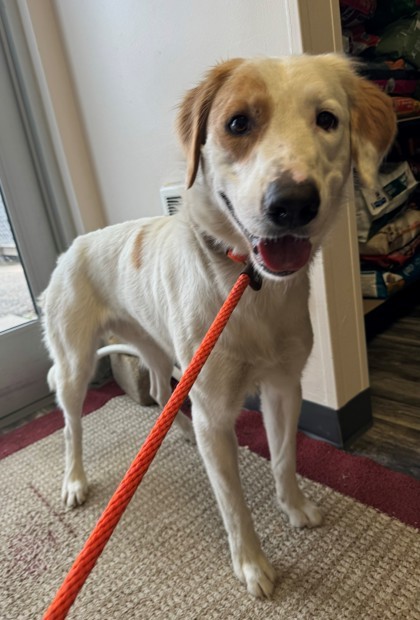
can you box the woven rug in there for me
[1,386,420,619]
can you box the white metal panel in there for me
[0,7,58,424]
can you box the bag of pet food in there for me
[368,0,420,32]
[346,26,381,55]
[361,269,405,297]
[359,206,420,256]
[340,0,377,28]
[359,61,419,96]
[361,234,420,267]
[361,252,420,297]
[392,97,420,117]
[375,13,420,69]
[356,162,418,242]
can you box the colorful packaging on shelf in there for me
[375,13,420,69]
[343,25,380,55]
[356,162,418,242]
[361,234,420,267]
[361,252,420,298]
[340,0,377,28]
[359,206,420,257]
[374,76,417,96]
[367,0,420,32]
[392,97,420,117]
[360,63,420,96]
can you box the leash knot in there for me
[227,249,262,291]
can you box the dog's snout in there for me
[263,179,320,229]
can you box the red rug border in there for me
[0,381,124,460]
[1,381,419,530]
[235,408,420,530]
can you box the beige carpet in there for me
[1,395,420,620]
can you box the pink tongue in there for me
[257,236,312,273]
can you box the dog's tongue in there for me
[257,236,312,273]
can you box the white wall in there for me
[55,0,300,224]
[20,0,106,234]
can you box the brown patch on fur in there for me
[350,78,397,167]
[176,58,245,188]
[208,71,272,162]
[131,227,148,270]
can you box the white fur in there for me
[41,55,392,598]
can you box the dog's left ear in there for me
[350,76,397,187]
[177,58,244,189]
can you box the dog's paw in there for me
[279,495,323,528]
[62,474,88,509]
[233,551,277,598]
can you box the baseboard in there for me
[244,388,373,449]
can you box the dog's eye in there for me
[316,111,338,131]
[226,115,251,136]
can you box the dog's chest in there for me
[217,283,313,370]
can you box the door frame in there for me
[0,3,76,426]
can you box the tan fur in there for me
[176,58,244,187]
[131,228,147,270]
[209,67,273,162]
[350,77,397,186]
[42,54,396,600]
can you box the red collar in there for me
[227,249,248,264]
[200,232,248,264]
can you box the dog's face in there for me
[177,55,396,281]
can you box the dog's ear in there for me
[177,58,244,189]
[350,76,397,187]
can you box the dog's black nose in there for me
[263,178,320,229]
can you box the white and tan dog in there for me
[42,55,396,597]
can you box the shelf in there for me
[397,115,420,125]
[363,298,385,315]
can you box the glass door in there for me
[0,194,37,331]
[0,180,54,426]
[0,10,74,427]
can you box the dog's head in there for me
[177,55,396,281]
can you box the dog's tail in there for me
[95,343,140,360]
[47,366,57,392]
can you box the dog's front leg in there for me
[191,380,276,598]
[260,376,323,528]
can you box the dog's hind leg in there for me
[139,337,195,442]
[110,327,195,441]
[52,344,98,508]
[56,368,90,508]
[46,310,101,508]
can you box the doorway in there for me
[0,8,75,426]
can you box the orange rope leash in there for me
[44,270,253,619]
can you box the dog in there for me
[41,54,396,597]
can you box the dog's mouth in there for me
[219,191,312,277]
[252,236,312,277]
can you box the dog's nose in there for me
[263,178,320,229]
